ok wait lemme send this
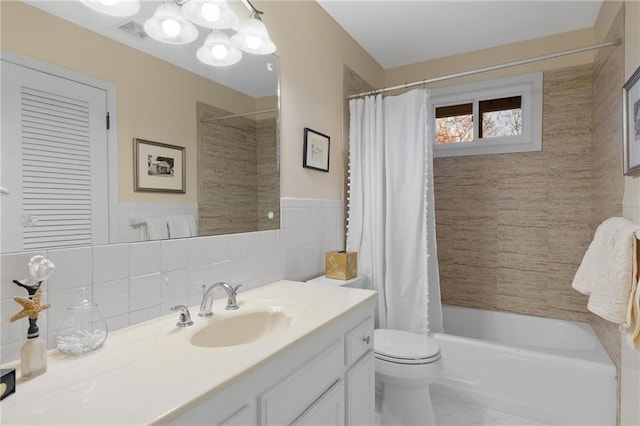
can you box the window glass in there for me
[479,96,522,138]
[435,103,473,143]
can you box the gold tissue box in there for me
[325,251,357,280]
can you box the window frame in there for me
[431,72,542,158]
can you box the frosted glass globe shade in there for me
[162,19,181,37]
[201,3,221,22]
[211,44,228,60]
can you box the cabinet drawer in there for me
[345,317,374,366]
[259,339,343,425]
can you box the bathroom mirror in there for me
[0,0,280,253]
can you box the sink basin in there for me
[191,309,294,348]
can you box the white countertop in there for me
[0,280,377,425]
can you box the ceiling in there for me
[317,0,604,69]
[24,1,603,94]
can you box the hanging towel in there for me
[627,271,640,349]
[167,215,197,238]
[572,217,640,326]
[141,217,169,241]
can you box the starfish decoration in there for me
[10,289,50,322]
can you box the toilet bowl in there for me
[374,329,443,426]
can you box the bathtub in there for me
[432,305,616,425]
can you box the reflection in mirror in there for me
[0,1,280,253]
[197,103,280,235]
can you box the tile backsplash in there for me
[0,198,344,363]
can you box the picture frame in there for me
[303,128,330,172]
[623,66,640,175]
[134,138,185,193]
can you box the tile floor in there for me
[432,394,549,426]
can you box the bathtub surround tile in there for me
[496,226,549,272]
[453,225,497,268]
[434,64,595,322]
[441,264,498,310]
[92,244,129,284]
[0,197,342,362]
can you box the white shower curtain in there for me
[347,89,443,334]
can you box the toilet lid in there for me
[374,329,441,364]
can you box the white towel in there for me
[141,217,169,241]
[167,215,197,238]
[572,217,639,327]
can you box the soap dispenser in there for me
[56,288,108,355]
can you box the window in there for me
[431,73,542,157]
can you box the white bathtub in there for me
[432,305,616,425]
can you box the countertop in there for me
[0,280,377,425]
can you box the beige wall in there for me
[385,28,596,89]
[260,0,384,200]
[0,0,385,205]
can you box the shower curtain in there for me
[347,89,443,334]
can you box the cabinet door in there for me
[292,380,345,426]
[259,341,343,425]
[346,351,375,426]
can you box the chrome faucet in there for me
[199,282,241,317]
[170,305,193,327]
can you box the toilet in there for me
[374,329,443,425]
[306,274,443,425]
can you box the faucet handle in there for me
[171,305,194,327]
[225,284,241,311]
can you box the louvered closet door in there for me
[1,60,109,252]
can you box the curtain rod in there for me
[200,108,278,122]
[348,38,622,99]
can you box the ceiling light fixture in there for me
[196,30,242,66]
[79,0,276,66]
[231,12,275,55]
[80,0,141,17]
[144,2,199,44]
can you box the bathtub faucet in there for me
[199,282,241,317]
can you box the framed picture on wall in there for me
[623,66,640,175]
[134,138,186,193]
[303,127,330,172]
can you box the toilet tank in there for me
[306,274,368,289]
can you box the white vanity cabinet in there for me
[168,302,375,426]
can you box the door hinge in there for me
[106,112,110,130]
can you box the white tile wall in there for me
[0,198,343,363]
